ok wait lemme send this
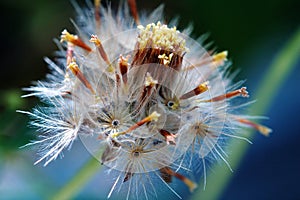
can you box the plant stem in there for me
[191,27,300,200]
[49,157,102,200]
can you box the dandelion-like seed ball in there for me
[18,0,272,199]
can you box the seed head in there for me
[19,0,271,199]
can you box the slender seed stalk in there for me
[49,153,103,200]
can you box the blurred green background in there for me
[0,0,299,199]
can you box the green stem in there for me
[191,27,300,200]
[49,157,102,200]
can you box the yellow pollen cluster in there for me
[145,72,158,87]
[137,22,188,53]
[158,53,174,65]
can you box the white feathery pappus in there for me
[18,0,271,199]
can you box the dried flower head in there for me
[19,0,271,199]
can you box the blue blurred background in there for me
[0,0,299,199]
